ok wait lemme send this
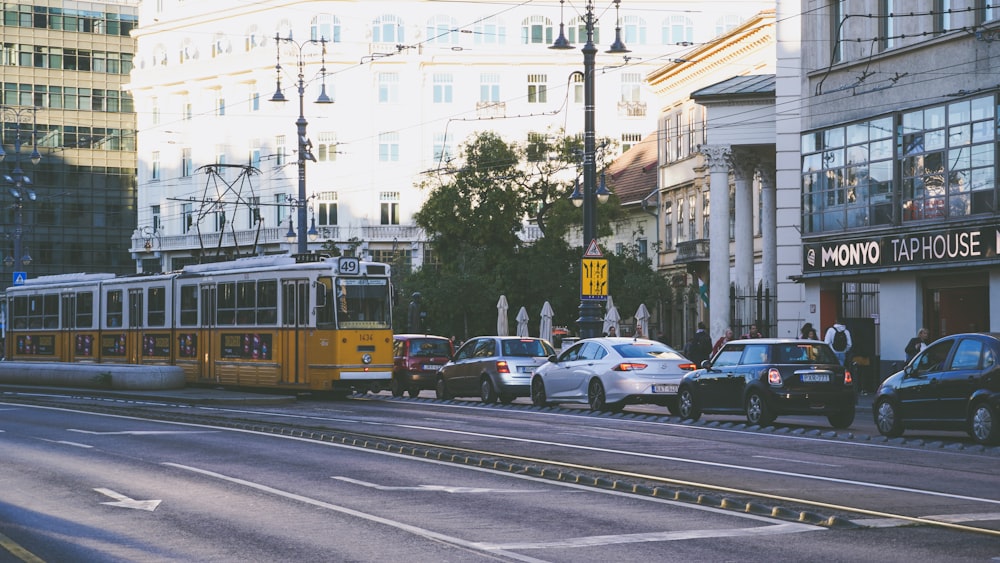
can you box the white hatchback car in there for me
[530,337,697,413]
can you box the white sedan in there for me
[530,337,698,413]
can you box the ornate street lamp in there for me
[550,0,628,338]
[269,34,332,254]
[0,105,41,280]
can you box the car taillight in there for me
[496,360,510,374]
[844,369,853,385]
[612,362,647,371]
[678,362,697,371]
[767,368,782,385]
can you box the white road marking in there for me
[752,455,840,467]
[68,429,219,435]
[854,512,1000,528]
[163,463,549,563]
[333,476,545,494]
[94,488,162,511]
[475,522,820,550]
[40,438,93,449]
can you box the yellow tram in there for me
[3,254,394,394]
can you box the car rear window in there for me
[613,342,680,359]
[502,339,554,357]
[774,343,839,364]
[409,338,451,357]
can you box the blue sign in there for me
[12,272,26,286]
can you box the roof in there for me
[690,74,776,101]
[605,132,658,206]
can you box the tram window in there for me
[12,296,27,329]
[217,282,236,325]
[42,294,58,328]
[76,292,94,328]
[258,280,277,324]
[335,278,391,329]
[106,290,123,327]
[316,277,334,326]
[179,285,198,326]
[236,281,255,324]
[148,286,166,327]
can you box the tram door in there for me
[281,280,309,384]
[60,293,76,362]
[200,285,216,381]
[127,288,143,364]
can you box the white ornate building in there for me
[126,0,771,273]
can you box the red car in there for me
[392,334,454,398]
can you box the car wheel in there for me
[588,379,619,412]
[531,378,550,407]
[389,375,405,398]
[969,401,999,445]
[874,398,904,438]
[435,376,453,400]
[745,391,775,426]
[677,388,701,421]
[480,377,498,404]
[827,405,855,429]
[407,385,421,399]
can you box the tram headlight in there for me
[362,353,372,364]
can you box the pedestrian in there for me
[904,328,930,362]
[683,322,712,366]
[806,327,819,340]
[741,323,763,339]
[711,327,734,356]
[800,322,815,339]
[605,326,617,337]
[824,318,852,365]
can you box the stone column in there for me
[732,151,757,295]
[757,159,777,297]
[700,144,732,341]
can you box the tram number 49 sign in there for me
[581,258,608,300]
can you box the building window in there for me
[275,135,286,166]
[275,194,287,228]
[677,197,685,240]
[622,133,641,152]
[151,205,161,233]
[182,202,193,234]
[433,73,453,104]
[526,132,547,162]
[245,25,266,51]
[212,33,231,57]
[935,0,951,34]
[433,132,452,163]
[311,14,341,42]
[665,16,693,44]
[249,85,259,111]
[480,73,500,102]
[151,151,160,180]
[978,0,998,24]
[380,191,400,225]
[427,15,459,44]
[571,73,584,104]
[688,194,696,240]
[215,210,226,232]
[317,132,337,161]
[247,196,260,228]
[880,0,895,51]
[568,17,599,44]
[249,139,261,169]
[622,15,646,45]
[702,191,711,238]
[181,148,193,177]
[378,72,399,103]
[621,72,641,103]
[521,15,553,45]
[183,101,192,121]
[373,14,404,43]
[688,107,704,153]
[830,0,843,63]
[317,192,337,226]
[215,145,227,178]
[663,199,673,250]
[715,14,743,36]
[379,132,399,162]
[474,16,506,44]
[527,74,547,103]
[216,96,225,116]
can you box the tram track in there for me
[3,391,999,539]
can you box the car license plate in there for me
[652,384,678,393]
[519,366,534,374]
[801,373,829,382]
[422,364,441,371]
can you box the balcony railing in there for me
[476,101,506,118]
[618,100,647,117]
[673,239,710,264]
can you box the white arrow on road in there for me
[94,488,162,511]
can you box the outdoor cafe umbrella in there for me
[516,306,530,337]
[634,303,650,339]
[539,301,554,344]
[497,295,509,336]
[603,296,621,336]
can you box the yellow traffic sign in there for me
[581,258,608,300]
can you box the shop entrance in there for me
[923,275,989,336]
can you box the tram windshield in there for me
[322,276,391,330]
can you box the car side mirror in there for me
[547,354,558,363]
[700,359,712,370]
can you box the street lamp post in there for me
[269,34,332,254]
[0,106,41,279]
[551,0,628,338]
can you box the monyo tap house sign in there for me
[803,226,999,274]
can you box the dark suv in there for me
[677,338,857,428]
[392,334,454,398]
[874,332,1000,445]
